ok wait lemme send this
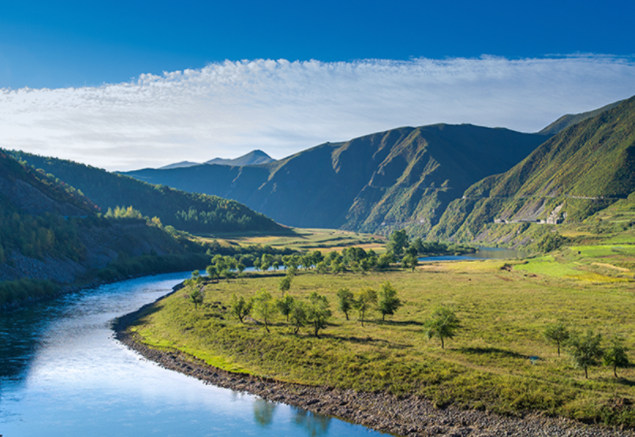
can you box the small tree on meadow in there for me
[206,265,218,282]
[230,294,252,323]
[236,262,246,274]
[305,292,331,338]
[423,307,460,349]
[401,254,418,272]
[336,288,355,320]
[354,288,377,327]
[279,274,292,295]
[387,229,409,258]
[289,300,307,334]
[253,289,276,333]
[376,253,393,270]
[276,293,295,322]
[604,337,630,378]
[189,287,204,310]
[377,281,402,321]
[544,322,570,357]
[567,330,604,379]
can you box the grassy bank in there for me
[127,258,635,426]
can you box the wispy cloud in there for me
[1,55,634,170]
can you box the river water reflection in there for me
[418,247,525,262]
[0,273,385,437]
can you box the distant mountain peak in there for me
[159,161,200,170]
[206,149,275,167]
[158,150,275,170]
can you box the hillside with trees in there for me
[123,124,549,234]
[430,95,635,245]
[0,151,213,307]
[11,151,283,235]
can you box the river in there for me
[418,247,525,262]
[0,273,386,437]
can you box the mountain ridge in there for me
[12,151,283,235]
[158,149,275,170]
[430,95,635,244]
[124,124,551,232]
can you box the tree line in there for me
[544,322,630,378]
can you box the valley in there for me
[1,96,634,436]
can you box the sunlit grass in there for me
[197,228,387,252]
[130,263,635,425]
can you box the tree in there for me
[604,337,629,378]
[279,274,292,295]
[316,261,329,274]
[354,288,377,327]
[537,232,566,253]
[376,252,393,270]
[305,292,331,338]
[253,257,262,271]
[423,307,460,349]
[543,322,570,357]
[567,330,604,378]
[377,281,402,321]
[276,293,295,322]
[189,287,204,310]
[401,254,418,272]
[330,260,344,274]
[387,229,409,258]
[289,300,307,334]
[253,289,276,333]
[336,288,355,320]
[206,265,218,282]
[230,294,252,323]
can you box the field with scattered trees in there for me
[127,249,635,426]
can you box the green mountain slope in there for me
[11,151,282,234]
[124,124,549,233]
[0,151,193,288]
[432,95,635,244]
[539,100,623,135]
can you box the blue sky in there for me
[2,0,633,89]
[0,0,634,169]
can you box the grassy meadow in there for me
[129,255,635,426]
[196,227,386,253]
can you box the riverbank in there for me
[114,280,634,437]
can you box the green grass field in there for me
[197,228,387,253]
[129,257,635,426]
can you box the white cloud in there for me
[0,55,634,170]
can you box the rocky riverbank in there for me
[114,287,634,437]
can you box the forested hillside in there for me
[124,124,550,233]
[0,151,212,307]
[11,151,283,234]
[431,95,635,245]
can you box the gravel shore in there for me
[114,288,633,437]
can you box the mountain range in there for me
[159,150,275,169]
[124,125,550,232]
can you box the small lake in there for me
[0,273,386,437]
[418,247,525,262]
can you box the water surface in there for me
[0,273,384,437]
[419,247,525,262]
